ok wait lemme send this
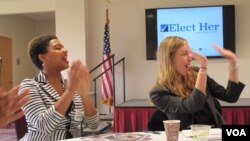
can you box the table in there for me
[61,129,221,141]
[60,132,190,141]
[114,99,250,132]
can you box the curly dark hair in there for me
[28,34,58,70]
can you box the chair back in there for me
[14,116,27,140]
[147,109,168,131]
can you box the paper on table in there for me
[101,133,151,141]
[81,121,111,134]
[60,133,151,141]
[181,128,222,140]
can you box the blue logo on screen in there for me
[160,24,168,32]
[160,23,220,32]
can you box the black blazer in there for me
[150,75,245,130]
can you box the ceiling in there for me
[19,11,55,21]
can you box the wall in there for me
[87,0,250,103]
[35,20,55,36]
[55,0,87,65]
[0,0,54,14]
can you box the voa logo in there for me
[226,129,246,136]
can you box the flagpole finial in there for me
[104,0,110,9]
[104,0,110,24]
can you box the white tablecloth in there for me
[61,128,222,141]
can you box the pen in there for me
[144,130,161,134]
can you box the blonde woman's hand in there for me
[213,44,237,64]
[190,50,208,68]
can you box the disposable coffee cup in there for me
[190,124,211,141]
[163,120,180,141]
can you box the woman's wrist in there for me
[229,64,239,71]
[199,65,207,72]
[65,88,76,94]
[80,92,90,98]
[228,59,238,71]
[200,66,207,70]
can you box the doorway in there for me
[0,35,13,90]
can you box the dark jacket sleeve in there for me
[149,87,208,114]
[206,76,245,103]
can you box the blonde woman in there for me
[149,36,245,130]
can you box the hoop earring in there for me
[42,62,45,68]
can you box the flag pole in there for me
[106,9,109,25]
[104,0,110,24]
[106,1,112,114]
[103,0,113,113]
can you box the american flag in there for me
[101,12,113,107]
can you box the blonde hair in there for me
[154,36,197,97]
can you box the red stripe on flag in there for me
[101,59,113,98]
[101,21,113,107]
